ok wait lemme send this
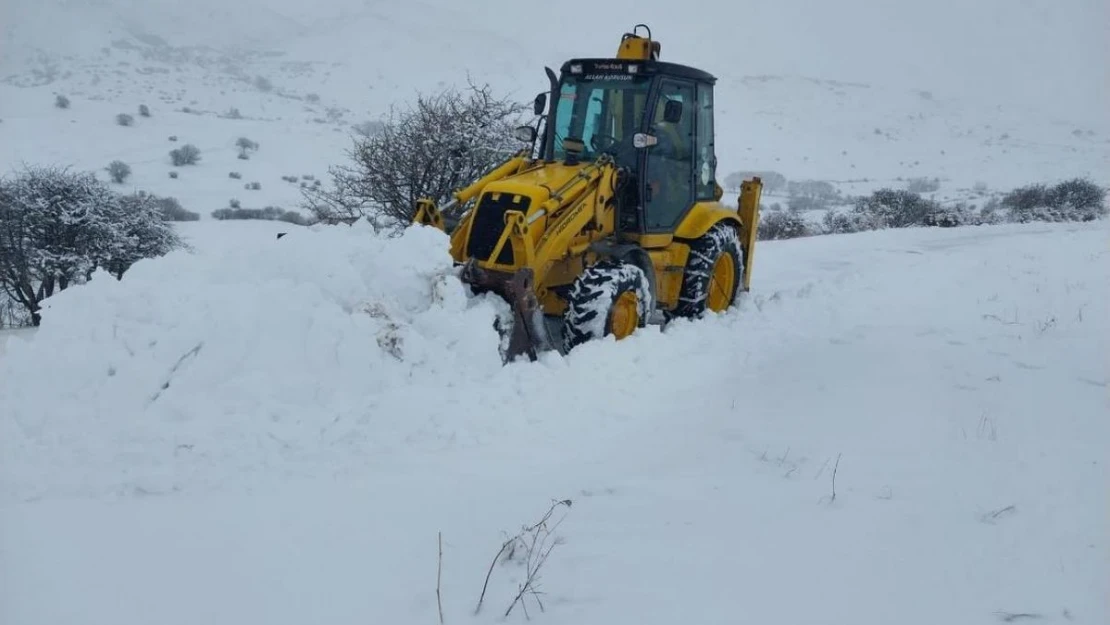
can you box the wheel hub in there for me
[609,291,640,339]
[707,253,736,312]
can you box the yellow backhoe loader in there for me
[414,25,762,361]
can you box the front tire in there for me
[674,222,744,318]
[562,259,652,353]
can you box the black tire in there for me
[562,259,652,353]
[674,222,743,318]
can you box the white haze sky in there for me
[3,0,1107,125]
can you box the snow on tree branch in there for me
[302,81,530,228]
[0,166,184,325]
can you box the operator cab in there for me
[532,25,719,239]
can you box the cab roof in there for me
[559,58,717,85]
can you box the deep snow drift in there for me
[2,218,1107,624]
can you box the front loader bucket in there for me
[459,261,558,362]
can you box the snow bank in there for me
[2,219,1108,624]
[0,222,511,499]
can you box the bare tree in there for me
[303,82,529,227]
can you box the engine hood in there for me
[476,160,597,211]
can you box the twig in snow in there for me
[814,456,831,481]
[475,537,513,615]
[980,504,1017,524]
[820,453,842,505]
[437,532,444,624]
[148,341,204,403]
[977,412,998,441]
[993,611,1043,622]
[474,498,572,618]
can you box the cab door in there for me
[641,78,696,233]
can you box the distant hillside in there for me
[1,0,1106,220]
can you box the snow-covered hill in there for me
[2,218,1108,624]
[2,0,1107,220]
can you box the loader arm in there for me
[478,155,617,286]
[412,149,533,231]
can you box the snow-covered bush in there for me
[303,82,528,226]
[978,197,1004,224]
[923,202,977,228]
[229,171,242,179]
[821,209,876,234]
[850,188,939,229]
[103,193,184,279]
[0,167,183,325]
[116,113,134,127]
[149,195,199,221]
[106,160,131,184]
[786,179,839,212]
[170,144,201,166]
[1002,178,1107,223]
[169,171,178,179]
[245,182,261,190]
[55,95,70,109]
[211,206,309,225]
[139,104,151,117]
[758,210,813,240]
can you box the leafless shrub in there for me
[106,160,131,184]
[303,81,528,227]
[169,144,200,166]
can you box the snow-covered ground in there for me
[3,1,1108,623]
[2,218,1107,624]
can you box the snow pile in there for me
[0,222,510,499]
[2,220,1108,624]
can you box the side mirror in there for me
[533,92,547,115]
[633,133,658,149]
[663,100,683,124]
[514,125,537,143]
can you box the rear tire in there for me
[562,259,652,353]
[674,222,743,318]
